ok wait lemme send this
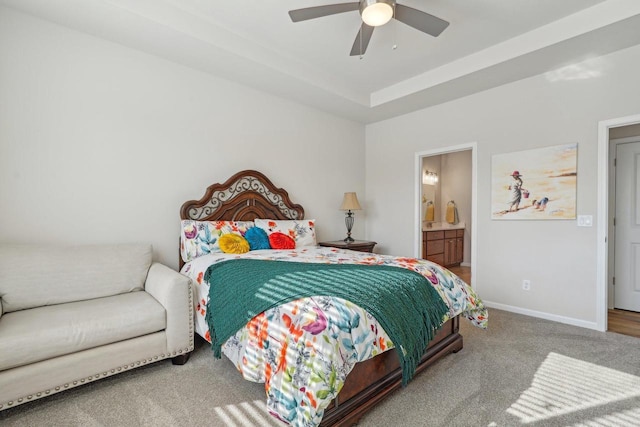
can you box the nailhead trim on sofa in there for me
[1,280,194,411]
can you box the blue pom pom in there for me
[244,227,271,250]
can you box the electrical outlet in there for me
[522,280,531,291]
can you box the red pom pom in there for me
[269,232,296,249]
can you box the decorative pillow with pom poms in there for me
[244,226,271,250]
[268,232,296,250]
[219,233,250,254]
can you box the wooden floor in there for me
[448,265,471,285]
[608,308,640,339]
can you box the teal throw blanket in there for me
[204,259,449,386]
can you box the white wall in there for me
[4,5,640,328]
[0,7,365,270]
[366,44,640,326]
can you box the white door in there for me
[614,141,640,311]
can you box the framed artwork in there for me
[491,143,577,220]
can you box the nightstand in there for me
[318,240,377,253]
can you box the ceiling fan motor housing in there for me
[360,0,396,26]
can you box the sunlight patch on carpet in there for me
[213,399,280,426]
[506,352,640,424]
[567,407,640,427]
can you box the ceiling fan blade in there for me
[394,4,449,37]
[289,3,359,22]
[350,23,375,56]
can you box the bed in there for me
[179,170,487,427]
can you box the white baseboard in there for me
[461,262,471,267]
[483,301,600,331]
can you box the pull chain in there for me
[392,3,397,51]
[359,25,363,59]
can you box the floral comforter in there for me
[181,247,487,426]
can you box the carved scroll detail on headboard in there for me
[180,170,305,222]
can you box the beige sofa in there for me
[0,243,193,411]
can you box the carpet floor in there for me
[2,309,640,427]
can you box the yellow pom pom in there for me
[219,233,250,254]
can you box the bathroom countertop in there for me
[422,222,465,231]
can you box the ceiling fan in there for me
[288,0,449,56]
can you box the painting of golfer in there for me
[491,143,577,220]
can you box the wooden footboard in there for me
[320,316,462,427]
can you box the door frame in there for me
[414,142,477,289]
[610,137,640,311]
[597,114,640,331]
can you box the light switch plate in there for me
[577,215,593,227]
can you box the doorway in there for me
[611,138,640,312]
[607,134,640,338]
[415,142,477,289]
[597,115,640,333]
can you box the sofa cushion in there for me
[0,244,152,313]
[0,291,165,371]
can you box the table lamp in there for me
[340,192,362,242]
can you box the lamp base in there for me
[344,210,355,243]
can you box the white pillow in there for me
[254,219,317,247]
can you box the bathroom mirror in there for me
[422,157,441,227]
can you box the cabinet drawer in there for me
[426,254,444,265]
[456,229,464,237]
[444,230,457,238]
[426,240,444,255]
[425,231,444,241]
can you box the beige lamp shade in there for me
[340,192,362,211]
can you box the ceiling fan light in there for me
[362,2,393,27]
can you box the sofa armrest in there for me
[145,263,193,355]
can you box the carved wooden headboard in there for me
[179,170,305,267]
